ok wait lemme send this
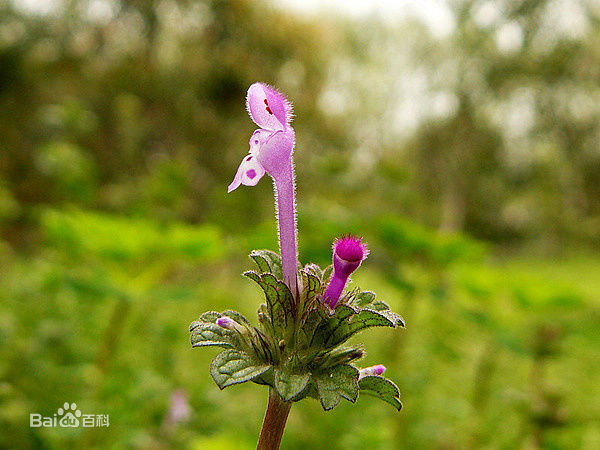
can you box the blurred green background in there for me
[1,0,599,448]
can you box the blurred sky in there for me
[13,0,589,41]
[272,0,590,40]
[15,0,455,37]
[11,0,593,164]
[272,0,456,37]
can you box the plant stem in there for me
[257,389,292,450]
[274,163,298,299]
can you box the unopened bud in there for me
[358,364,386,380]
[216,317,246,334]
[323,235,369,308]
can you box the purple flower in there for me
[228,83,298,297]
[323,235,369,308]
[358,364,386,380]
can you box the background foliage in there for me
[1,0,599,448]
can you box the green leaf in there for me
[358,376,402,411]
[322,265,333,282]
[190,321,236,349]
[353,291,376,307]
[250,253,270,273]
[302,271,321,296]
[257,303,273,330]
[303,263,323,280]
[263,276,290,335]
[299,270,321,317]
[315,364,359,411]
[244,270,262,284]
[250,250,283,279]
[318,346,365,368]
[325,307,402,348]
[252,367,275,387]
[222,310,252,327]
[210,349,271,389]
[367,308,405,327]
[245,271,294,338]
[291,381,319,401]
[369,300,390,311]
[339,287,360,304]
[249,327,277,363]
[298,309,324,348]
[275,370,311,401]
[311,305,357,348]
[199,311,222,322]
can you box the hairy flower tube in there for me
[228,82,298,297]
[323,235,369,308]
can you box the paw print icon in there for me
[58,403,82,427]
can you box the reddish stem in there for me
[257,389,292,450]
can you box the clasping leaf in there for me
[250,249,283,280]
[275,370,311,401]
[210,349,271,389]
[190,311,238,349]
[358,375,402,411]
[315,364,359,411]
[244,271,295,339]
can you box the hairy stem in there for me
[257,389,292,450]
[274,163,298,298]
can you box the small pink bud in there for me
[216,317,245,334]
[358,364,386,380]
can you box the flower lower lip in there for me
[338,255,362,263]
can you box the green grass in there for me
[1,223,599,449]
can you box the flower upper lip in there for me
[246,82,293,132]
[227,83,296,194]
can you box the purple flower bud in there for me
[216,317,245,334]
[323,235,369,308]
[358,364,386,380]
